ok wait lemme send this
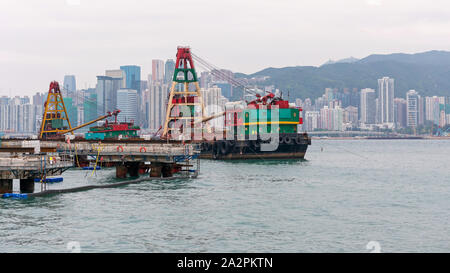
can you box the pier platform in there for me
[0,139,200,195]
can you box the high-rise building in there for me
[164,59,175,84]
[199,71,212,89]
[211,69,233,97]
[105,70,126,89]
[141,89,150,129]
[406,90,419,127]
[201,86,226,129]
[0,98,37,133]
[325,88,334,102]
[152,60,165,83]
[117,89,138,123]
[377,77,395,125]
[320,105,343,131]
[360,88,376,124]
[304,111,320,131]
[32,92,44,107]
[425,96,441,125]
[211,82,232,99]
[148,83,169,131]
[344,106,359,126]
[63,75,76,94]
[96,76,122,117]
[418,96,425,125]
[63,97,78,127]
[17,104,36,133]
[83,92,97,131]
[120,65,141,95]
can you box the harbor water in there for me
[1,139,449,252]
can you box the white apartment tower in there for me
[377,77,395,125]
[406,90,419,127]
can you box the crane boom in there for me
[58,110,121,134]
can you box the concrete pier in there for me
[0,139,200,186]
[20,179,35,193]
[0,179,13,194]
[150,165,162,177]
[161,164,173,178]
[127,163,139,177]
[116,165,127,179]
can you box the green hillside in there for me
[235,51,450,100]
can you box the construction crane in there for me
[39,81,121,139]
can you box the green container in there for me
[241,108,299,136]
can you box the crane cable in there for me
[191,53,262,97]
[74,143,81,168]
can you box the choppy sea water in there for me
[1,139,449,253]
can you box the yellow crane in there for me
[39,81,121,139]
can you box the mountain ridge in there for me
[234,50,450,100]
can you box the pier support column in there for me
[20,179,35,193]
[0,179,13,194]
[161,164,173,178]
[127,163,139,177]
[150,165,162,177]
[138,164,148,175]
[116,165,127,179]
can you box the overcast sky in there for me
[1,0,449,96]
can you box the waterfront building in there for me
[377,77,395,125]
[360,88,376,124]
[406,90,419,127]
[394,98,407,128]
[320,105,343,131]
[425,96,441,125]
[344,106,359,126]
[304,111,320,131]
[418,96,425,125]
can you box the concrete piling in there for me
[20,179,35,193]
[162,164,173,177]
[127,163,139,177]
[0,179,13,194]
[150,165,162,177]
[116,165,128,179]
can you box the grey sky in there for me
[1,0,449,96]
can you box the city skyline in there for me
[1,0,450,96]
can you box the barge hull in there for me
[199,133,310,160]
